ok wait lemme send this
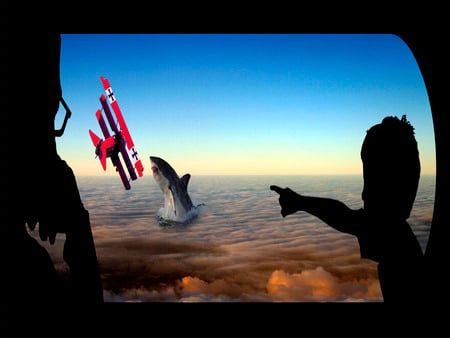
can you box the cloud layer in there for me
[28,175,433,302]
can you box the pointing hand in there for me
[270,185,302,217]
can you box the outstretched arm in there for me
[270,185,361,236]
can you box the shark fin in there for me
[180,174,191,190]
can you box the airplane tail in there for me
[89,130,114,171]
[89,129,101,147]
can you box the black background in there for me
[3,4,449,337]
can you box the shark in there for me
[150,156,196,222]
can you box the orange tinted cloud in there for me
[267,267,382,302]
[179,276,247,301]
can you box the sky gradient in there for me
[57,34,435,177]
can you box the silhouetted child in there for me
[271,115,424,304]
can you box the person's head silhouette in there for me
[360,115,420,221]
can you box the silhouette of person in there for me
[2,31,103,309]
[270,115,425,304]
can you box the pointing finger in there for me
[270,185,284,195]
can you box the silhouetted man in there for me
[2,31,103,307]
[271,115,425,304]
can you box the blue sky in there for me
[57,34,435,176]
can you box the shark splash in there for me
[150,156,201,225]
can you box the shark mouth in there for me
[151,164,162,184]
[167,186,176,216]
[150,155,199,225]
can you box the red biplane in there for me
[89,76,144,190]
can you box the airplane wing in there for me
[99,94,137,182]
[100,76,144,177]
[90,105,131,190]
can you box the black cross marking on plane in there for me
[131,148,139,160]
[107,88,115,102]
